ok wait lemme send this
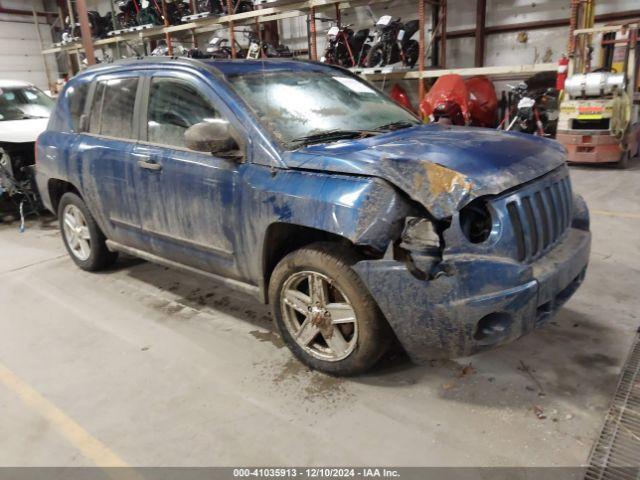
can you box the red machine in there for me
[419,74,498,127]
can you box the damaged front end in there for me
[0,142,41,217]
[352,164,590,364]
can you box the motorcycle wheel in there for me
[402,40,419,68]
[366,43,386,67]
[237,0,253,13]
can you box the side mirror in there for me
[184,120,238,156]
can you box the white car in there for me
[0,80,53,202]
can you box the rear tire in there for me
[402,39,419,67]
[58,192,118,271]
[269,242,391,376]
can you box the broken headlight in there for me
[400,217,441,254]
[459,199,493,243]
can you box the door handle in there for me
[138,159,162,171]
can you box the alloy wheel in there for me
[62,204,91,261]
[280,271,358,362]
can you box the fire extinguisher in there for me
[556,54,569,91]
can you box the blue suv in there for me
[36,58,591,375]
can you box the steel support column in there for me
[439,0,447,68]
[309,6,317,61]
[474,0,486,67]
[418,0,426,101]
[161,0,173,56]
[75,0,95,66]
[227,0,237,58]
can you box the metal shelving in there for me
[40,0,575,98]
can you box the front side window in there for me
[227,71,419,148]
[89,78,138,139]
[147,78,220,149]
[0,85,53,121]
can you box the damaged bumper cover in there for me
[353,225,591,364]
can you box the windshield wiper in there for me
[289,129,378,148]
[374,120,420,131]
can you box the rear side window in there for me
[88,78,138,139]
[66,82,89,132]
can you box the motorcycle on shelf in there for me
[320,23,371,68]
[164,0,191,25]
[196,0,253,15]
[497,80,558,136]
[205,36,248,58]
[245,32,292,59]
[113,0,190,29]
[61,8,109,41]
[151,41,189,56]
[365,15,419,68]
[136,0,162,25]
[114,0,142,29]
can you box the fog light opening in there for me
[474,312,513,345]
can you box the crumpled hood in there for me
[0,118,49,143]
[283,124,567,218]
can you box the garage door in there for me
[0,15,56,91]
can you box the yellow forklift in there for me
[557,14,640,168]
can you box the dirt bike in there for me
[366,15,419,68]
[245,32,292,59]
[114,0,142,28]
[205,36,248,58]
[321,23,371,68]
[498,81,558,136]
[61,8,109,40]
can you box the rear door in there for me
[79,74,145,248]
[131,72,243,278]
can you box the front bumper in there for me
[353,227,591,364]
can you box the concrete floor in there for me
[0,161,639,467]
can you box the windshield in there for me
[227,70,420,148]
[0,85,53,121]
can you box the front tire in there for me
[269,242,391,376]
[366,43,385,67]
[402,39,419,67]
[58,192,118,271]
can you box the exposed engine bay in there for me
[0,142,40,217]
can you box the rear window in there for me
[66,82,89,132]
[88,78,138,139]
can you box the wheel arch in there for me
[48,179,82,215]
[260,222,393,303]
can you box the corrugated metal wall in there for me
[0,0,57,91]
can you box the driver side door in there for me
[132,73,242,279]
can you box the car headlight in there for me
[459,199,493,243]
[400,217,441,254]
